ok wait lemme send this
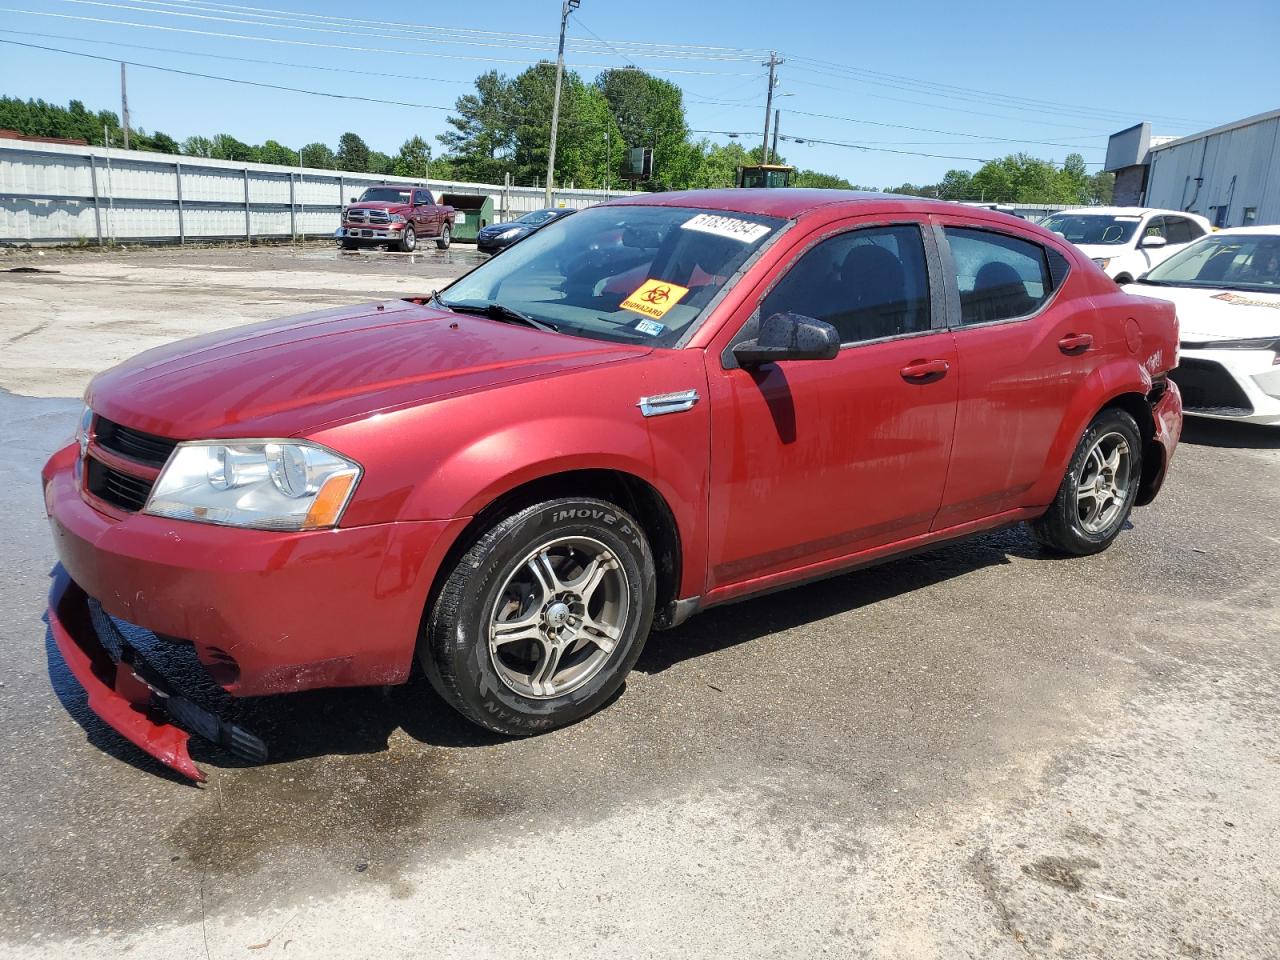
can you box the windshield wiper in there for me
[1133,277,1170,286]
[439,298,558,333]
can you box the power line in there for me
[787,56,1211,127]
[1,7,760,76]
[786,108,1106,151]
[0,27,475,84]
[51,0,763,61]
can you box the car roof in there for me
[1049,206,1209,221]
[1212,225,1280,237]
[603,188,989,220]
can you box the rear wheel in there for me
[423,497,655,735]
[1032,407,1143,555]
[436,224,451,250]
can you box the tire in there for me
[340,239,359,251]
[436,224,451,250]
[1031,407,1143,556]
[423,497,656,736]
[398,225,417,253]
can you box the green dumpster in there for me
[439,193,493,243]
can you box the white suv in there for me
[1040,207,1212,284]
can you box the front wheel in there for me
[436,224,451,250]
[1032,407,1143,555]
[423,498,655,736]
[398,225,417,253]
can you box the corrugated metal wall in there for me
[1145,113,1280,227]
[0,140,638,244]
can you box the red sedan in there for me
[42,190,1183,780]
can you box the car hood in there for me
[480,223,530,236]
[87,300,649,439]
[1073,243,1132,260]
[1132,283,1280,341]
[345,201,411,214]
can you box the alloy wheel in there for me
[488,536,630,699]
[1076,431,1132,534]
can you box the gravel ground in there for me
[0,247,1277,959]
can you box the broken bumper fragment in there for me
[48,566,266,782]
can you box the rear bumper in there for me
[43,444,466,697]
[1137,379,1183,506]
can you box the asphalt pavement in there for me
[0,245,1277,959]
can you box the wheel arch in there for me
[421,468,686,647]
[1100,388,1166,506]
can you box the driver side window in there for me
[759,224,932,345]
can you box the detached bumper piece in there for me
[48,567,267,782]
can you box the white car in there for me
[1131,226,1280,426]
[1040,207,1211,284]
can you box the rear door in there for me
[705,215,958,592]
[929,217,1101,529]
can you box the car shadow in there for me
[45,524,1048,781]
[1180,418,1280,449]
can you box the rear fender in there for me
[1025,359,1154,507]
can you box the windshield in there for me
[516,210,560,226]
[359,187,412,204]
[1040,213,1141,246]
[443,205,785,346]
[1143,234,1280,291]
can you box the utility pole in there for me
[771,108,780,162]
[545,0,580,207]
[120,62,130,150]
[761,51,782,165]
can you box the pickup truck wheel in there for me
[398,225,417,253]
[1032,407,1142,556]
[423,497,655,736]
[340,239,359,251]
[436,224,451,250]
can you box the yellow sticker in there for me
[620,279,689,319]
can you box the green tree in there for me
[367,150,395,175]
[335,132,370,172]
[689,140,749,189]
[299,142,336,169]
[149,131,180,154]
[181,135,214,158]
[792,169,854,189]
[937,169,974,200]
[1084,170,1115,205]
[438,70,514,183]
[209,133,257,162]
[258,139,298,166]
[394,135,432,178]
[597,68,699,190]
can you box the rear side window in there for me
[760,224,932,344]
[944,227,1053,325]
[1165,217,1196,244]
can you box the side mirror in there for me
[1116,274,1133,285]
[349,196,357,203]
[732,312,840,367]
[1140,234,1168,249]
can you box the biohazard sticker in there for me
[621,279,689,319]
[681,213,771,243]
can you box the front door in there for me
[705,217,958,594]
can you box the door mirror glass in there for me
[349,196,357,203]
[1117,274,1134,285]
[1140,235,1168,249]
[732,312,840,367]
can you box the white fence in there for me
[0,139,638,245]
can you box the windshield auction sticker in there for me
[621,279,689,319]
[1213,292,1280,309]
[681,213,771,243]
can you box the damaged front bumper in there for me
[48,566,266,782]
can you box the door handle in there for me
[1058,333,1094,354]
[900,359,950,383]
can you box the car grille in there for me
[87,417,179,512]
[86,456,154,511]
[346,208,391,225]
[96,416,178,467]
[1168,358,1254,417]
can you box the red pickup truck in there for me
[44,190,1182,781]
[338,185,455,253]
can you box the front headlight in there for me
[144,440,361,531]
[389,213,407,223]
[75,404,93,458]
[499,228,522,239]
[1092,257,1111,270]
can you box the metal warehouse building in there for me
[1105,109,1280,228]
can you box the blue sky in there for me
[1,0,1277,187]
